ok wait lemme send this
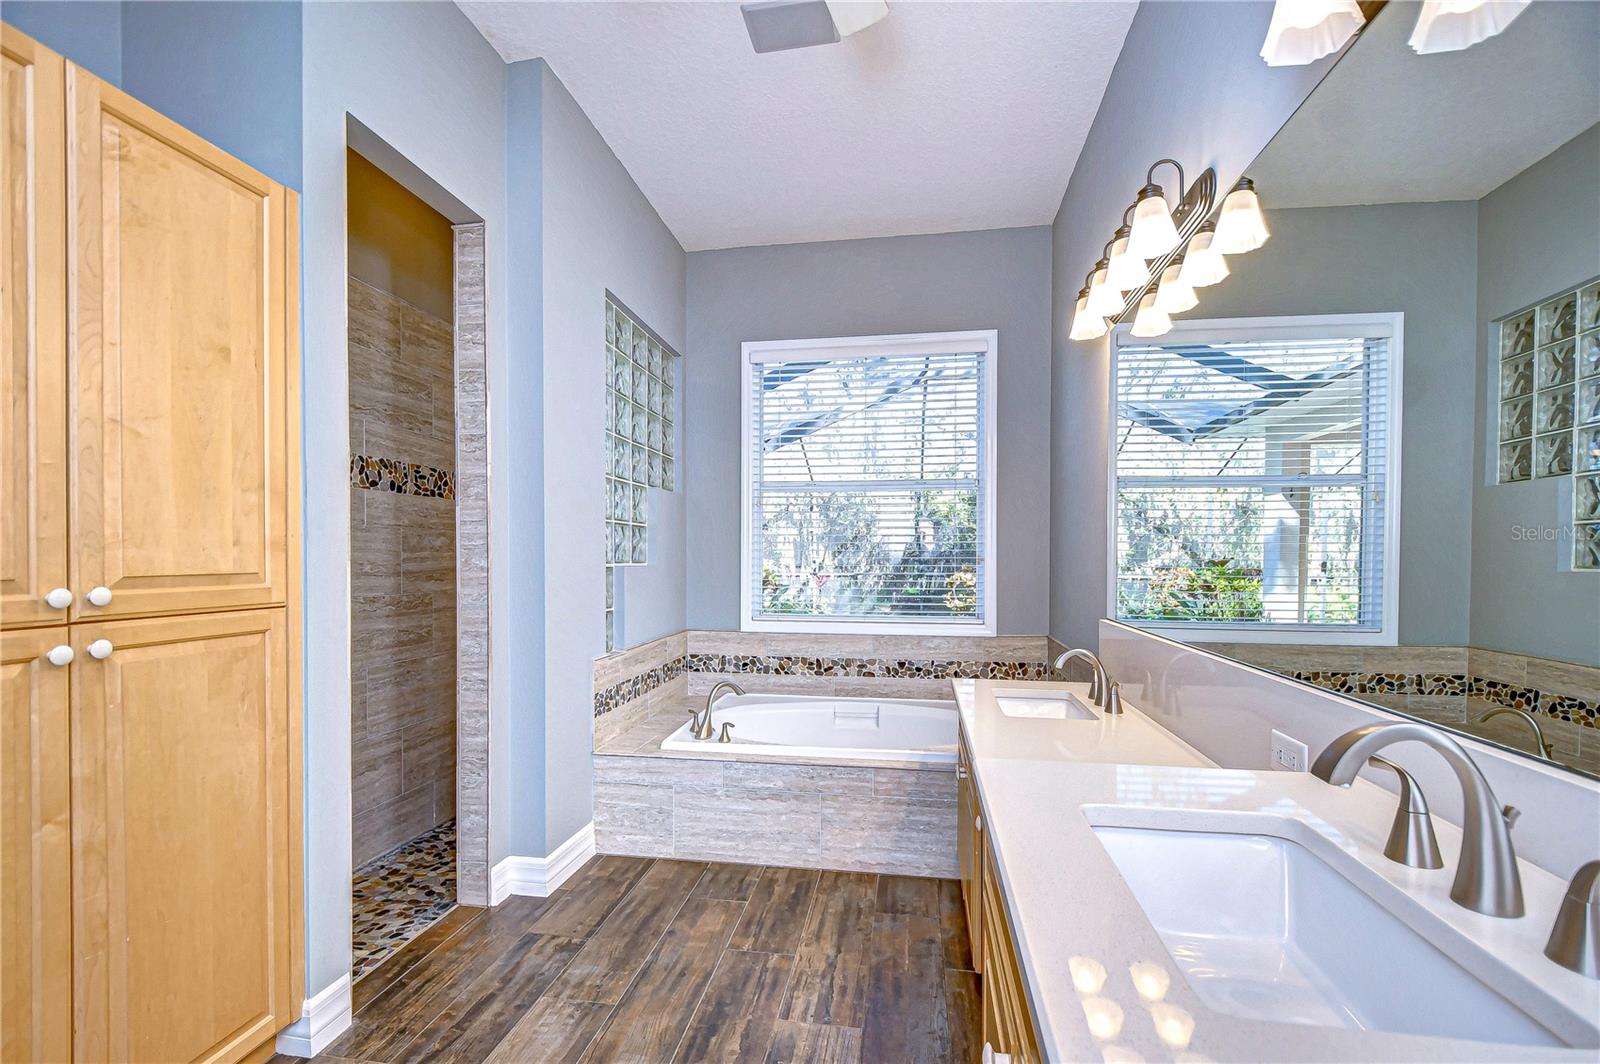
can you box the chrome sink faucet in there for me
[1312,722,1524,918]
[692,680,744,740]
[1052,648,1122,714]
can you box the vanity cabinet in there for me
[0,25,302,1064]
[959,728,1045,1063]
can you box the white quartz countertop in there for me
[953,679,1600,1063]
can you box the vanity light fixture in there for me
[1259,0,1365,66]
[1107,221,1152,293]
[1085,251,1124,319]
[1178,222,1230,289]
[1069,285,1109,341]
[1212,177,1271,254]
[1153,259,1198,315]
[1130,291,1173,338]
[1128,159,1185,258]
[1409,0,1530,54]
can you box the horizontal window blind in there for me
[749,349,987,624]
[1113,330,1392,631]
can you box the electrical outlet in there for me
[1271,729,1309,772]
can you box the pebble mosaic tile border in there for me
[350,453,456,500]
[593,652,1047,718]
[351,819,456,981]
[1291,671,1596,728]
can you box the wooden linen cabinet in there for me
[2,24,303,1064]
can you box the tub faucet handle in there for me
[717,722,736,743]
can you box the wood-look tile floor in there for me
[275,855,980,1064]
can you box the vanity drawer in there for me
[958,730,983,973]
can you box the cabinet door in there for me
[67,64,289,623]
[71,609,293,1064]
[1,626,73,1063]
[956,737,983,973]
[1,28,69,630]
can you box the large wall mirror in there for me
[1109,1,1600,778]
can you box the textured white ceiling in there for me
[1250,0,1599,208]
[458,1,1137,250]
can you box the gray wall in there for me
[1472,125,1600,665]
[1049,0,1346,651]
[684,226,1054,634]
[301,0,511,999]
[511,60,688,855]
[1193,201,1480,646]
[3,0,122,81]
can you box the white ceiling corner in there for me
[457,1,1138,251]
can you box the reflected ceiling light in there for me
[1409,0,1529,54]
[1177,223,1229,288]
[1259,0,1365,66]
[1068,955,1108,995]
[1085,259,1123,319]
[1128,159,1185,258]
[1107,225,1152,292]
[1130,291,1173,338]
[1212,177,1270,254]
[1153,260,1198,315]
[1069,285,1109,342]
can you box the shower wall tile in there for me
[348,274,458,869]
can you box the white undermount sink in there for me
[991,687,1097,720]
[1092,823,1584,1048]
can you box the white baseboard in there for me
[490,821,596,904]
[274,972,352,1058]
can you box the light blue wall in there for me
[517,60,687,853]
[300,0,511,998]
[684,226,1054,634]
[3,0,121,82]
[1472,125,1600,665]
[1049,0,1344,650]
[1195,201,1481,646]
[121,1,302,188]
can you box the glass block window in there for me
[604,295,679,569]
[1498,279,1599,483]
[1577,472,1600,571]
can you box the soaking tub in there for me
[660,692,958,764]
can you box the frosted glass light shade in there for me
[1213,182,1270,254]
[1409,0,1529,54]
[1128,190,1181,258]
[1178,227,1229,288]
[1069,291,1108,341]
[1107,236,1151,292]
[1085,266,1122,318]
[1154,263,1198,314]
[1260,0,1365,66]
[1130,292,1172,338]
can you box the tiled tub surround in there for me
[349,276,459,867]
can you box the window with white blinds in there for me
[1110,315,1401,641]
[742,332,997,633]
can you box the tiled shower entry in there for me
[351,820,458,981]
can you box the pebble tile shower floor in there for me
[351,819,457,981]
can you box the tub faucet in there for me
[693,680,744,740]
[1052,648,1120,713]
[1312,722,1524,918]
[1474,706,1555,761]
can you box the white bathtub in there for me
[660,693,958,764]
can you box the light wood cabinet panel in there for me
[981,836,1043,1064]
[957,734,983,974]
[1,626,73,1063]
[1,28,69,630]
[67,64,289,623]
[70,609,294,1064]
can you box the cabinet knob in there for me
[44,587,72,610]
[957,764,969,780]
[87,639,114,660]
[86,586,113,607]
[45,645,74,667]
[982,1043,1012,1064]
[975,815,983,832]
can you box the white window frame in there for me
[1106,312,1404,646]
[740,329,999,635]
